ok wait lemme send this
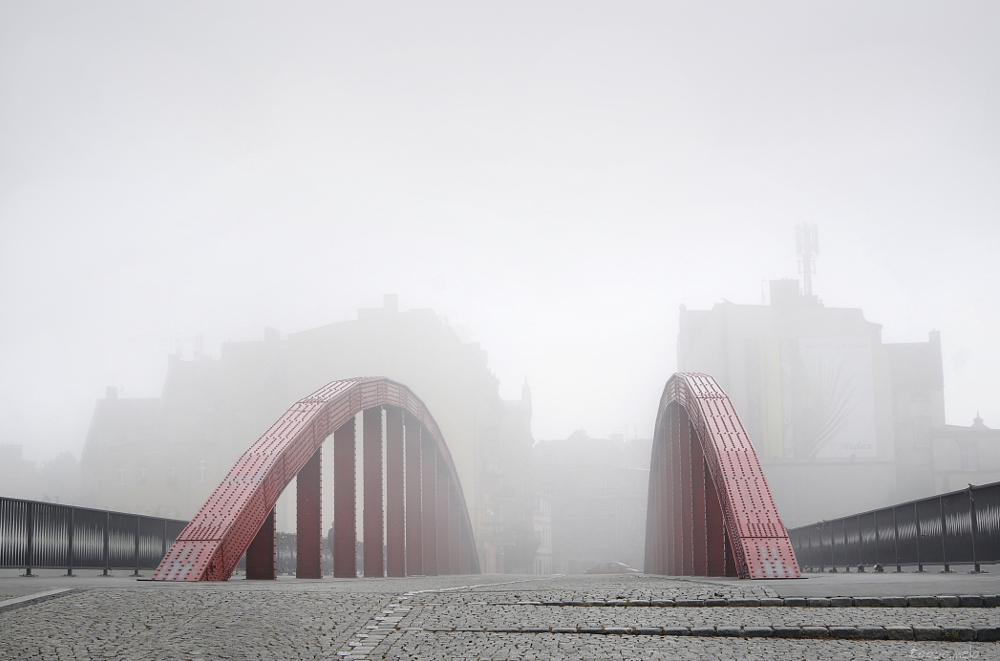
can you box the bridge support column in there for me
[449,488,461,574]
[363,407,384,577]
[436,453,451,572]
[334,418,356,578]
[246,508,276,580]
[386,406,405,577]
[404,413,423,575]
[421,430,438,576]
[296,447,323,578]
[706,470,727,576]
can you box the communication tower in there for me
[795,222,819,296]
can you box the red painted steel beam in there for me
[152,377,479,581]
[449,488,461,574]
[644,373,801,579]
[404,412,423,576]
[363,407,384,577]
[385,406,405,577]
[296,447,323,578]
[421,429,438,576]
[334,418,356,578]
[436,453,451,573]
[246,509,276,580]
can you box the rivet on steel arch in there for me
[644,373,801,579]
[152,377,479,581]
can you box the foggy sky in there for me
[1,1,998,463]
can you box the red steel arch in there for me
[152,377,479,581]
[644,373,800,579]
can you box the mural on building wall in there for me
[784,337,877,459]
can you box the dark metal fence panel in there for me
[976,483,1000,563]
[0,496,188,572]
[31,502,69,569]
[71,507,109,569]
[789,481,1000,570]
[0,498,28,567]
[894,504,918,566]
[915,498,944,565]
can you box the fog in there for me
[1,0,997,474]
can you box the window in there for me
[138,468,147,485]
[197,460,207,484]
[168,467,178,486]
[116,469,126,485]
[961,445,978,472]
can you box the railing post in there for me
[892,507,902,573]
[968,485,982,573]
[857,515,864,572]
[102,511,111,576]
[939,496,951,573]
[915,501,924,572]
[22,500,36,577]
[66,507,76,577]
[874,511,882,571]
[133,515,142,576]
[843,519,850,572]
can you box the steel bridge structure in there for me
[152,377,479,581]
[644,373,800,579]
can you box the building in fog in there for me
[80,295,537,573]
[533,432,651,573]
[678,279,1000,527]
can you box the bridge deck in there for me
[1,572,998,659]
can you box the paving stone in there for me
[661,626,689,636]
[828,597,853,607]
[881,596,907,607]
[759,598,784,607]
[728,598,759,607]
[772,626,802,638]
[942,626,975,641]
[853,596,881,607]
[828,626,859,639]
[690,626,716,636]
[744,627,772,637]
[806,597,832,607]
[983,594,1000,608]
[704,598,727,607]
[884,625,914,640]
[938,595,961,607]
[716,625,742,637]
[858,626,887,639]
[913,625,944,641]
[801,626,829,638]
[974,626,1000,641]
[959,595,983,607]
[782,597,807,607]
[675,599,704,607]
[907,595,938,607]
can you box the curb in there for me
[0,588,85,614]
[496,594,999,608]
[418,624,1000,642]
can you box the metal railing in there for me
[0,497,188,576]
[788,482,1000,572]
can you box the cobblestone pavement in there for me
[0,574,997,660]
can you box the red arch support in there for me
[152,377,479,581]
[644,373,800,579]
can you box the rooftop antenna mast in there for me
[795,222,819,296]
